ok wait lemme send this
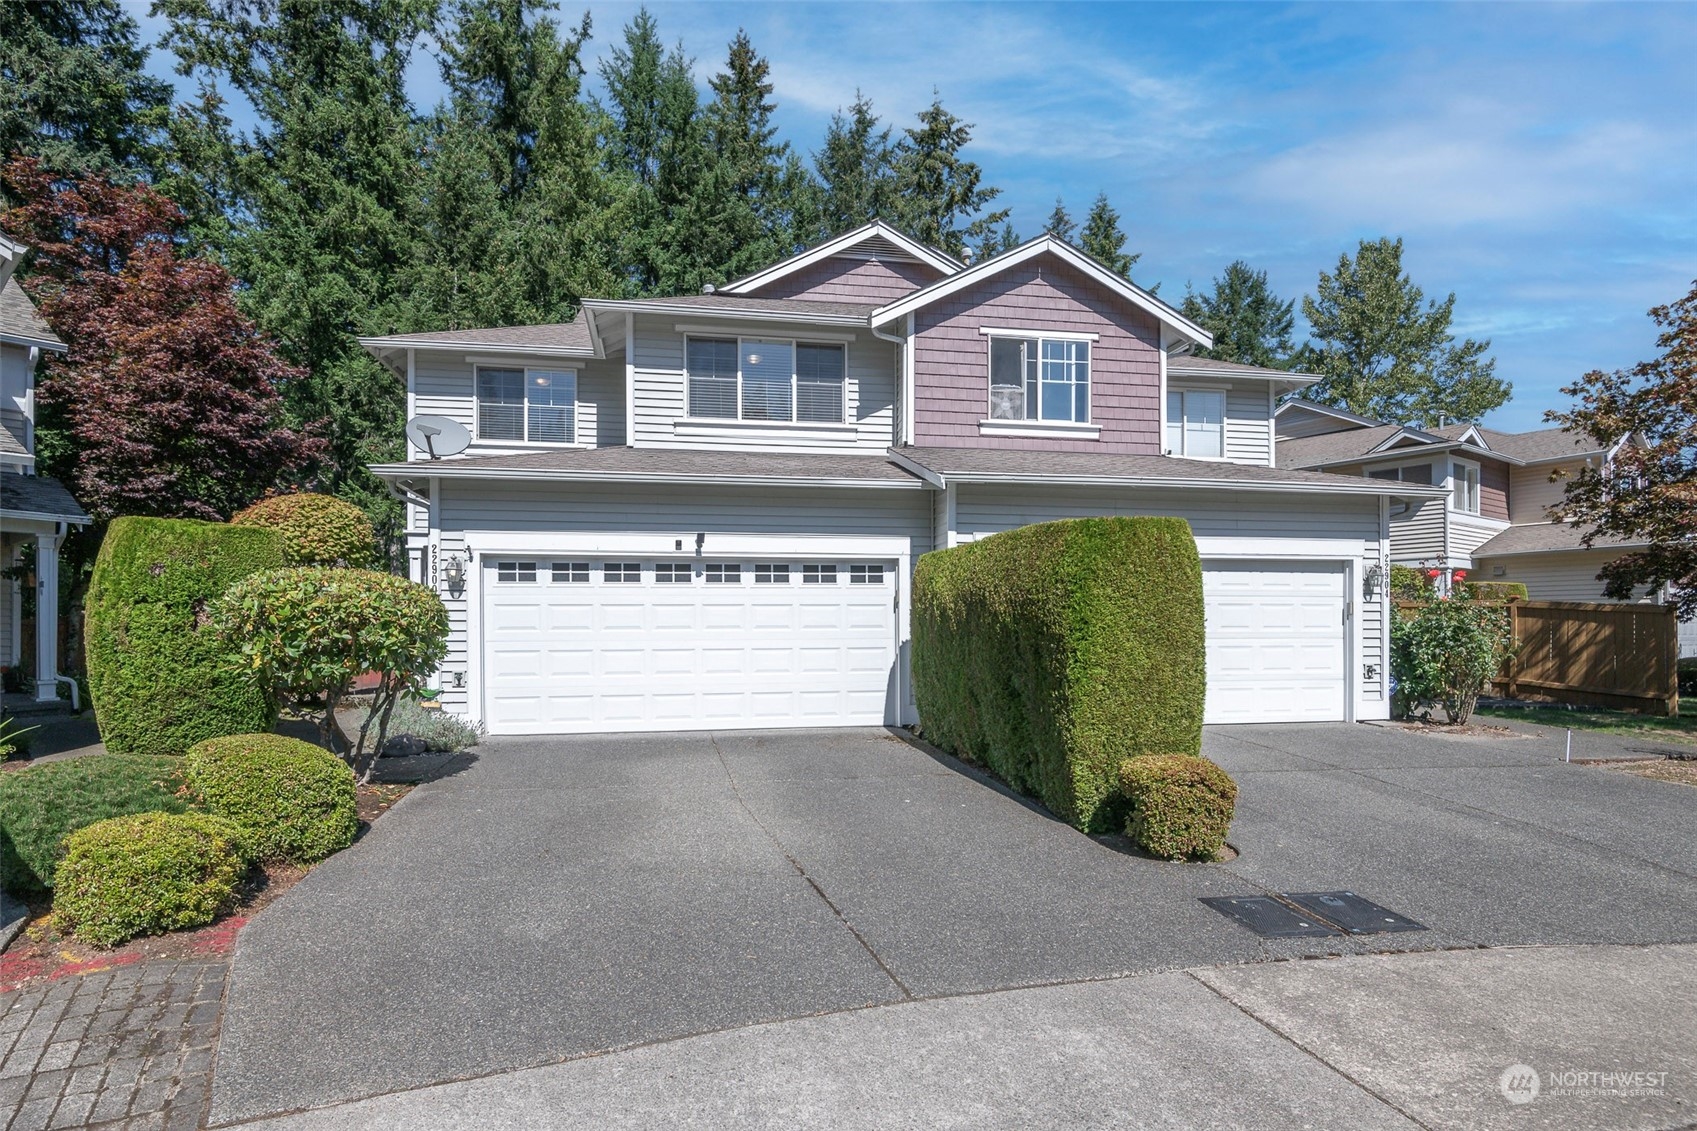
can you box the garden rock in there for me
[382,735,429,758]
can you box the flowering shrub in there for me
[231,493,377,567]
[1391,590,1516,724]
[214,568,449,781]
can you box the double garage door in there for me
[481,555,1349,734]
[483,557,898,733]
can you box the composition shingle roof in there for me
[897,446,1436,493]
[361,313,595,353]
[1275,424,1412,469]
[374,446,925,484]
[1473,426,1608,463]
[0,471,87,521]
[590,293,881,320]
[1472,522,1645,557]
[0,279,64,349]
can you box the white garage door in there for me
[482,557,897,734]
[1204,560,1348,724]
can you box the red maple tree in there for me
[1,158,324,521]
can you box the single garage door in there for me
[482,557,897,734]
[1203,560,1348,724]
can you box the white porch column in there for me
[33,531,60,702]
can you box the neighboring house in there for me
[0,235,91,702]
[360,222,1444,735]
[1276,399,1652,602]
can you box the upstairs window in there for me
[1451,461,1481,514]
[687,337,846,424]
[1367,463,1434,485]
[989,336,1090,423]
[476,367,576,443]
[1165,389,1225,458]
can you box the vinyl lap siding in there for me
[911,259,1161,453]
[629,314,896,452]
[1475,549,1656,603]
[1226,387,1272,466]
[1450,514,1510,562]
[410,349,625,457]
[1389,498,1447,564]
[745,256,940,304]
[1510,463,1578,524]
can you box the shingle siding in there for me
[910,260,1162,453]
[746,256,940,304]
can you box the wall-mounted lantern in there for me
[1362,562,1384,600]
[441,553,468,594]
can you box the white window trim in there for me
[1164,385,1228,461]
[978,419,1101,439]
[683,334,849,425]
[1449,458,1482,515]
[473,365,581,445]
[1361,458,1438,485]
[982,331,1093,426]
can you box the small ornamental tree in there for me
[231,493,377,567]
[214,568,449,782]
[1391,590,1516,724]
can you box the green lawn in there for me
[1477,705,1697,747]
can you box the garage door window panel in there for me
[604,563,640,584]
[552,562,589,583]
[496,561,537,583]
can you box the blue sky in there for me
[128,1,1697,431]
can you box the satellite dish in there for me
[405,415,471,460]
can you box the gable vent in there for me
[838,234,924,263]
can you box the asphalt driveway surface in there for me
[209,723,1697,1124]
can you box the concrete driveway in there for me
[209,723,1697,1125]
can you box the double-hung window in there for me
[476,367,577,443]
[1165,389,1225,458]
[988,336,1090,423]
[686,337,846,424]
[1450,461,1481,514]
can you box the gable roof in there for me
[1471,521,1645,558]
[1274,399,1386,430]
[0,278,66,351]
[581,293,877,325]
[1276,425,1412,469]
[719,221,962,296]
[0,233,24,290]
[870,235,1213,350]
[1472,425,1610,464]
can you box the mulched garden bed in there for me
[1376,718,1527,739]
[0,781,412,993]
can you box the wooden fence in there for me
[1397,599,1679,716]
[1497,601,1679,715]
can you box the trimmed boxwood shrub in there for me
[185,734,358,863]
[1461,580,1528,602]
[52,812,251,947]
[231,492,377,567]
[912,516,1205,832]
[0,754,189,899]
[1118,755,1237,861]
[85,517,287,756]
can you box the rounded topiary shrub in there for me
[1119,754,1238,861]
[231,493,377,567]
[52,812,252,947]
[185,734,358,863]
[85,517,288,756]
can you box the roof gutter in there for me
[0,507,90,526]
[370,464,926,491]
[905,469,1449,498]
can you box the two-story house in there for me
[360,223,1444,735]
[1275,399,1652,600]
[0,233,90,703]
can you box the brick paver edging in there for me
[0,958,225,1131]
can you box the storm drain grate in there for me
[1201,891,1428,938]
[1199,896,1341,938]
[1281,891,1427,935]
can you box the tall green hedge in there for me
[912,517,1206,832]
[86,517,288,756]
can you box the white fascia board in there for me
[370,464,926,491]
[1367,427,1446,454]
[870,237,1214,349]
[719,221,961,295]
[356,336,598,360]
[926,470,1449,498]
[0,333,67,353]
[580,299,867,327]
[0,508,90,527]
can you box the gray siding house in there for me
[361,223,1439,735]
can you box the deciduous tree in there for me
[1547,279,1697,618]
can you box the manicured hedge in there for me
[185,734,358,863]
[1119,755,1237,861]
[0,754,188,898]
[1463,580,1528,602]
[52,812,251,947]
[912,516,1206,832]
[85,517,287,756]
[231,492,377,567]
